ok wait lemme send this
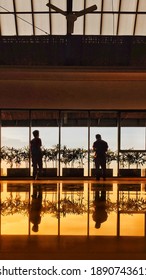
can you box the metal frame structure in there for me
[0,0,146,36]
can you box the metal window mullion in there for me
[133,0,140,35]
[116,0,122,35]
[29,110,32,177]
[0,110,1,177]
[0,131,1,234]
[117,111,121,177]
[88,111,90,177]
[83,0,86,35]
[67,0,73,35]
[48,0,52,35]
[31,0,35,35]
[100,0,104,35]
[13,0,18,36]
[58,111,61,177]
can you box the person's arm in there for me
[93,142,96,151]
[40,138,42,148]
[105,142,108,152]
[93,142,97,158]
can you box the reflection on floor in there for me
[0,179,146,259]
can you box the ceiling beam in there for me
[1,11,146,15]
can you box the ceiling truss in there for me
[0,0,146,36]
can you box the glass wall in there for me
[31,110,59,176]
[90,111,118,176]
[0,109,145,177]
[1,110,30,176]
[119,111,146,176]
[60,111,89,176]
[120,112,146,150]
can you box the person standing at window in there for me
[93,134,108,180]
[30,130,43,180]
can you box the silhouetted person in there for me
[30,185,42,232]
[92,190,107,229]
[93,134,108,180]
[30,130,42,179]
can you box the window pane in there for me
[15,0,31,11]
[120,112,146,150]
[1,110,29,176]
[51,14,66,35]
[60,111,88,176]
[31,110,59,175]
[90,111,118,176]
[1,15,16,35]
[135,15,146,36]
[34,14,50,35]
[85,14,99,35]
[118,15,135,35]
[121,127,145,150]
[17,15,33,35]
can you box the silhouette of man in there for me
[92,190,107,229]
[93,134,108,180]
[30,185,42,232]
[30,130,43,179]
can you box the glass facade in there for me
[0,109,145,177]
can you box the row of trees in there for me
[0,145,146,168]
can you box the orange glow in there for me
[0,180,146,237]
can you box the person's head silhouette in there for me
[33,130,39,138]
[32,224,39,232]
[96,134,101,140]
[95,221,101,229]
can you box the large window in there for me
[0,109,145,177]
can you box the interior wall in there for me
[0,68,146,109]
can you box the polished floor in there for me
[0,178,146,260]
